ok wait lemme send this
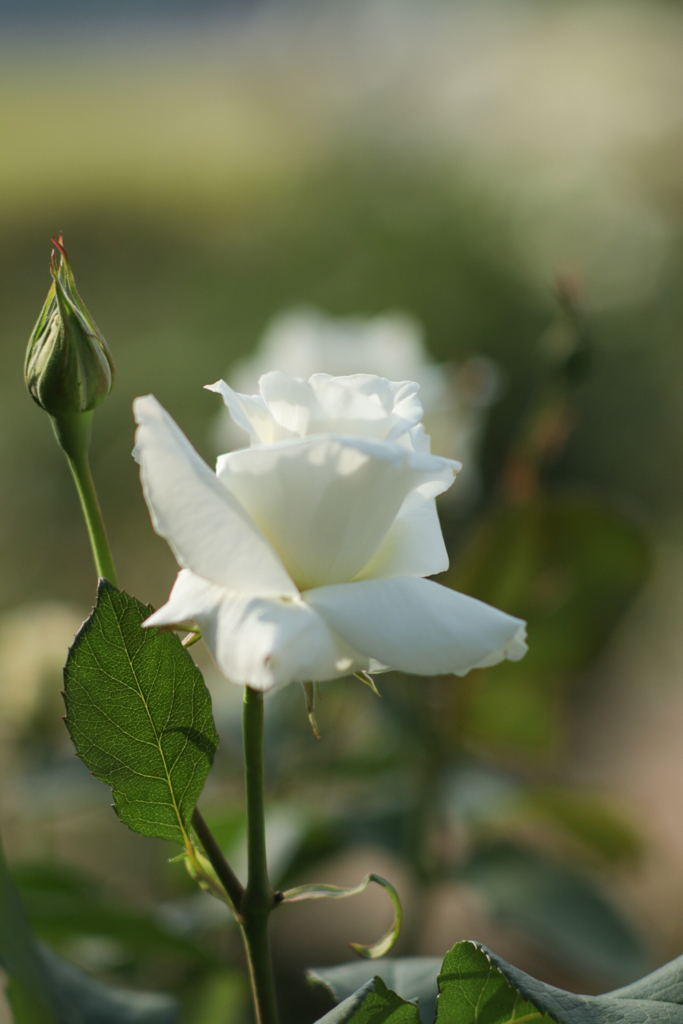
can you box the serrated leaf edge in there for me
[63,580,226,904]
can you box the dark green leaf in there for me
[461,844,645,986]
[63,580,218,845]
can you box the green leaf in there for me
[436,943,547,1023]
[461,844,645,985]
[63,580,218,845]
[475,943,683,1024]
[314,979,420,1024]
[312,942,683,1023]
[348,978,420,1023]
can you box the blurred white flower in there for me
[212,309,499,504]
[134,372,526,691]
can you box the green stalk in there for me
[191,807,245,914]
[51,412,118,586]
[240,687,280,1024]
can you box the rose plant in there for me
[0,240,680,1024]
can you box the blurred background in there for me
[3,0,683,1020]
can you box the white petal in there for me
[216,436,457,591]
[133,395,297,596]
[207,371,427,448]
[205,380,277,445]
[146,570,368,690]
[353,498,449,580]
[304,577,527,677]
[143,569,225,628]
[259,371,424,443]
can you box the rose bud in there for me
[25,235,113,417]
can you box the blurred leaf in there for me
[211,803,311,888]
[63,580,218,845]
[440,762,521,827]
[461,667,563,755]
[461,843,645,986]
[273,816,344,889]
[11,863,98,910]
[184,972,248,1024]
[12,862,214,968]
[312,943,683,1023]
[445,496,651,754]
[1,830,178,1024]
[520,787,643,866]
[17,945,178,1024]
[451,496,650,670]
[0,838,56,1023]
[197,809,246,857]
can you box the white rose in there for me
[134,372,526,691]
[212,308,499,503]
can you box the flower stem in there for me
[241,687,279,1024]
[191,807,245,914]
[51,412,118,586]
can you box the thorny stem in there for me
[241,687,280,1024]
